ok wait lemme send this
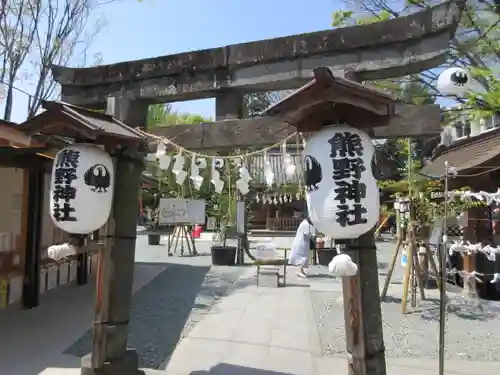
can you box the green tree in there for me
[142,104,215,224]
[332,0,500,116]
[0,0,110,121]
[147,103,211,128]
[244,90,295,117]
[332,0,500,206]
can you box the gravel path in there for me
[65,237,245,370]
[310,242,500,361]
[312,290,500,360]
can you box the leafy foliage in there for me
[332,0,500,116]
[243,90,295,117]
[0,0,110,121]
[332,0,498,227]
[147,103,211,128]
[468,67,500,117]
[142,105,240,229]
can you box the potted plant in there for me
[210,224,237,265]
[146,208,161,246]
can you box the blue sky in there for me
[3,0,341,122]
[95,0,339,119]
[4,0,478,123]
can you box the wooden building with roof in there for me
[422,128,500,299]
[0,101,145,310]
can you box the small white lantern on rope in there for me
[49,143,114,235]
[437,67,472,97]
[303,124,379,240]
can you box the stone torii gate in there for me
[50,2,464,375]
[53,1,463,127]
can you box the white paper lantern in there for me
[285,163,296,177]
[437,67,471,97]
[303,125,379,239]
[50,144,114,234]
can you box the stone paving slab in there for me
[0,262,166,375]
[6,237,500,375]
[162,263,500,375]
[162,277,323,374]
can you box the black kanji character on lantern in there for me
[54,167,78,185]
[53,202,77,222]
[334,180,366,204]
[53,184,76,203]
[56,149,80,169]
[329,132,364,158]
[332,157,366,180]
[336,203,368,227]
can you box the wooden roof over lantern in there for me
[17,101,147,147]
[262,67,397,132]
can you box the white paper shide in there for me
[304,125,379,239]
[49,144,114,234]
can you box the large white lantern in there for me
[303,125,379,239]
[50,143,114,234]
[437,67,471,97]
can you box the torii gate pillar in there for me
[215,91,244,120]
[81,97,149,375]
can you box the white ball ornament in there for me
[437,67,471,97]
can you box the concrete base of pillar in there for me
[81,350,144,375]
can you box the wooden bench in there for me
[254,248,289,288]
[254,258,288,288]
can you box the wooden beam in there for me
[52,1,464,106]
[0,153,49,170]
[148,104,441,149]
[0,123,43,147]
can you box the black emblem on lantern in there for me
[84,164,111,193]
[450,71,468,86]
[303,155,322,192]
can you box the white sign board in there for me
[158,199,206,225]
[256,243,277,260]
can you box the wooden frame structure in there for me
[0,120,72,309]
[0,101,146,311]
[422,128,500,300]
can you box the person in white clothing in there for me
[289,217,315,278]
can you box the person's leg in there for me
[302,262,309,275]
[297,264,307,278]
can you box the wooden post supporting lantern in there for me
[264,67,405,375]
[17,100,148,375]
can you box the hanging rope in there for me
[140,128,298,160]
